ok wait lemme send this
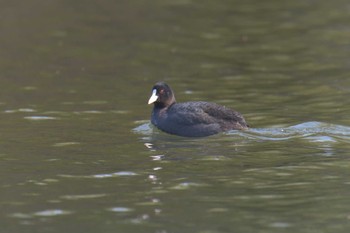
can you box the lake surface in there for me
[1,0,350,233]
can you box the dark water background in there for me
[1,0,350,233]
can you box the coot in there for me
[148,82,248,137]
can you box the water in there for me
[1,0,350,233]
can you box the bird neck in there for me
[154,100,175,109]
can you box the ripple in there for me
[232,121,350,142]
[93,171,138,178]
[171,182,208,190]
[24,116,58,120]
[4,108,36,113]
[72,110,105,114]
[53,142,81,147]
[58,171,138,179]
[269,222,292,228]
[108,207,133,213]
[134,121,350,148]
[83,100,108,105]
[33,209,72,217]
[133,123,153,135]
[60,194,107,200]
[10,209,72,218]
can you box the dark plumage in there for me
[148,82,248,137]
